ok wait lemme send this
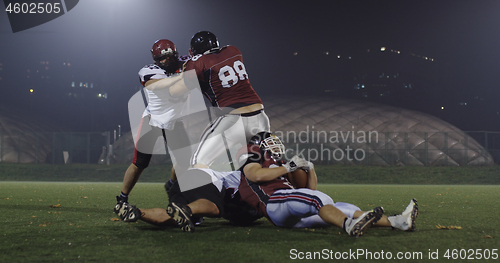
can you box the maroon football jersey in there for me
[237,144,293,220]
[184,45,263,109]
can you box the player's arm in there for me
[243,163,288,183]
[145,78,189,98]
[145,70,198,98]
[144,74,183,91]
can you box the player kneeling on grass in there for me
[237,132,418,237]
[116,168,263,232]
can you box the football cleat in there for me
[114,196,127,215]
[388,198,418,231]
[344,207,384,237]
[117,202,142,222]
[167,203,195,233]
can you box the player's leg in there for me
[267,188,373,236]
[318,204,350,228]
[167,170,226,232]
[118,205,186,227]
[373,198,418,231]
[138,208,177,227]
[268,189,383,237]
[292,201,362,228]
[114,159,149,215]
[191,111,269,169]
[320,200,384,237]
[166,198,220,233]
[114,149,151,208]
[267,188,338,227]
[186,199,220,216]
[317,201,384,237]
[191,115,241,168]
[120,163,146,197]
[243,111,271,139]
[164,120,192,180]
[115,118,157,214]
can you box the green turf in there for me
[1,182,498,262]
[1,163,500,185]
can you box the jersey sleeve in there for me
[183,58,203,80]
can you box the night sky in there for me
[0,0,499,132]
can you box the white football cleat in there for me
[388,198,418,231]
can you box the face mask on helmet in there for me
[260,135,285,161]
[154,54,178,72]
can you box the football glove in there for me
[283,155,309,173]
[302,161,314,172]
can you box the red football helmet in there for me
[250,132,285,161]
[151,39,179,73]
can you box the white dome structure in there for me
[110,97,493,166]
[263,97,493,166]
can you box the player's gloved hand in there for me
[302,161,314,172]
[283,155,309,173]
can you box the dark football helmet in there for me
[249,132,285,161]
[190,31,220,56]
[151,39,179,73]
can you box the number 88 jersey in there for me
[183,45,263,109]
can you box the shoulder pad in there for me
[138,64,167,82]
[139,64,164,74]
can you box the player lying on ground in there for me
[117,133,418,235]
[116,168,263,232]
[236,132,418,237]
[117,168,417,234]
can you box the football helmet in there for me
[190,31,219,56]
[249,132,285,161]
[151,39,179,73]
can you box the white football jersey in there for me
[138,64,186,130]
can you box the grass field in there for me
[1,181,499,262]
[1,163,500,185]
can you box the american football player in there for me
[237,132,419,237]
[184,31,271,169]
[114,39,194,216]
[117,167,262,232]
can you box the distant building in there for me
[0,59,111,132]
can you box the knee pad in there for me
[133,150,152,169]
